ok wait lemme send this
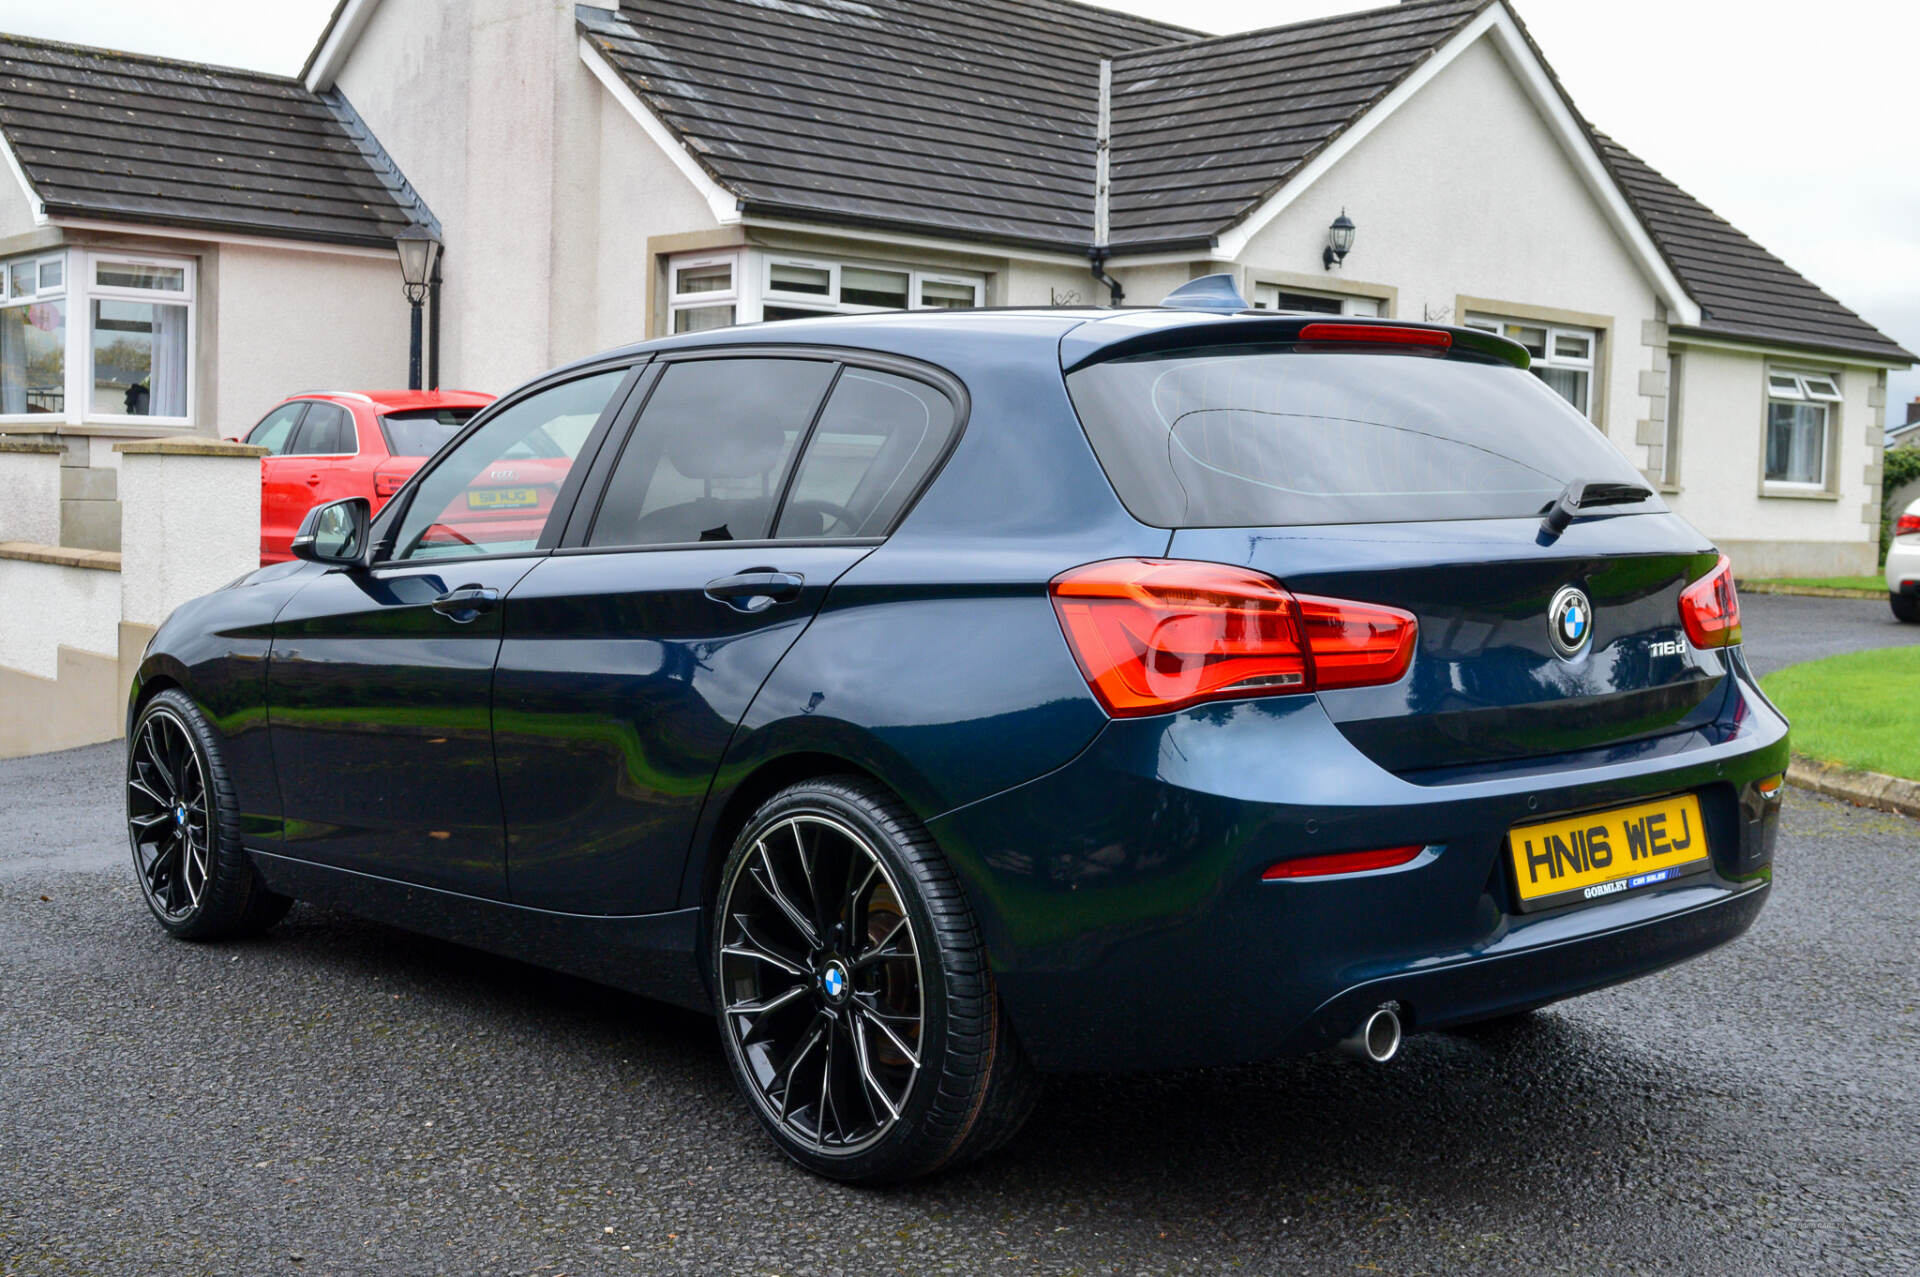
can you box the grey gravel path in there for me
[2,592,1916,1275]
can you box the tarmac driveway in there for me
[2,592,1916,1275]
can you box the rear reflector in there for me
[1679,554,1742,648]
[374,471,407,498]
[1049,559,1417,717]
[1263,845,1425,880]
[1297,323,1452,350]
[1897,514,1920,537]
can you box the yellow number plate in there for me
[1507,793,1709,912]
[467,487,537,509]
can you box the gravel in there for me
[3,593,1915,1275]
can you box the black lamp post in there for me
[1323,208,1356,271]
[394,224,442,391]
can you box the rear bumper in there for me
[928,663,1787,1072]
[1886,541,1920,594]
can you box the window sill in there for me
[1758,485,1839,502]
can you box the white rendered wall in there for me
[335,0,724,390]
[213,245,410,434]
[1664,344,1879,570]
[116,450,263,629]
[1236,36,1661,468]
[0,557,117,678]
[0,447,60,545]
[0,150,40,238]
[590,85,725,353]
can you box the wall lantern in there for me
[394,224,442,390]
[1323,208,1356,271]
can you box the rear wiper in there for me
[1539,478,1653,538]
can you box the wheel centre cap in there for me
[820,960,850,1005]
[174,804,187,827]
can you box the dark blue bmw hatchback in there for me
[127,282,1786,1182]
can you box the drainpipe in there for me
[427,248,443,391]
[1090,59,1123,307]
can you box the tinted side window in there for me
[774,368,957,538]
[588,358,835,547]
[392,369,626,562]
[290,402,353,456]
[247,402,305,455]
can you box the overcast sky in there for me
[2,0,1913,417]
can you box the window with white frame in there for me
[1464,313,1598,417]
[1252,284,1381,317]
[666,250,984,332]
[88,255,192,419]
[0,248,195,424]
[0,252,67,415]
[1763,368,1841,488]
[668,254,740,334]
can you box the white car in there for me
[1889,495,1920,623]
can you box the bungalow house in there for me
[0,35,432,548]
[0,0,1909,574]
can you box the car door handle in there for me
[705,570,805,612]
[305,473,322,486]
[431,585,500,621]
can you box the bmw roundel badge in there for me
[821,961,849,1003]
[1548,585,1593,659]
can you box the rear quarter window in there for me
[1064,346,1661,527]
[381,408,479,457]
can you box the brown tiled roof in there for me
[1106,0,1488,249]
[1593,132,1912,362]
[0,33,427,247]
[579,0,1197,252]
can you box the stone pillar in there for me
[113,437,267,632]
[0,437,63,546]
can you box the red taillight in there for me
[1297,323,1452,350]
[374,471,406,498]
[1263,845,1425,880]
[1896,514,1920,537]
[1679,554,1742,649]
[1048,559,1417,717]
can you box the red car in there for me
[235,390,495,564]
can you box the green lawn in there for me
[1762,647,1920,781]
[1747,576,1888,593]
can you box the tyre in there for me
[126,689,292,940]
[1892,592,1919,624]
[711,776,1039,1183]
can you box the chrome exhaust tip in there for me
[1339,1002,1402,1064]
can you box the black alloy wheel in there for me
[126,689,291,940]
[713,777,1038,1183]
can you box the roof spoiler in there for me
[1061,312,1531,373]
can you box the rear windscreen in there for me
[1065,346,1661,527]
[380,408,479,457]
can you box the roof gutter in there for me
[302,0,382,91]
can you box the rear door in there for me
[266,365,638,897]
[495,354,963,914]
[288,401,361,515]
[1064,337,1726,776]
[248,401,308,563]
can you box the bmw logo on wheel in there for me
[821,961,849,1004]
[1548,585,1593,659]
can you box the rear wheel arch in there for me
[696,752,893,918]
